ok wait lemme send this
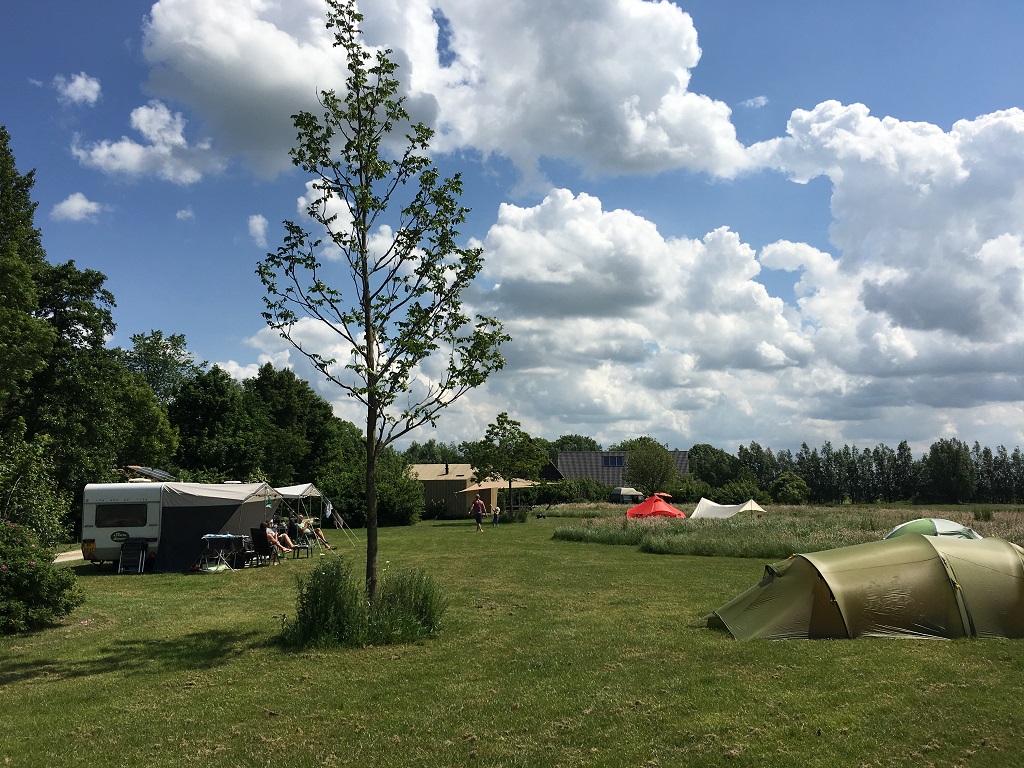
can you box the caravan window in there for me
[95,503,149,528]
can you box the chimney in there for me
[445,463,449,475]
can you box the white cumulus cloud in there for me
[130,0,750,182]
[53,72,102,105]
[50,192,107,222]
[248,214,269,248]
[72,100,224,184]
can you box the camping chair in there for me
[249,528,275,566]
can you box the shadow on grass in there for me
[0,627,266,686]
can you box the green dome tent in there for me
[883,517,981,540]
[708,534,1024,640]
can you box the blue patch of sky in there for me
[432,8,457,68]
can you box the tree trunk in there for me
[365,401,379,602]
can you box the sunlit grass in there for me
[3,513,1024,767]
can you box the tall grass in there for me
[281,558,366,648]
[553,503,1024,560]
[371,567,449,642]
[280,558,448,649]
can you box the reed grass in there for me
[553,503,1024,560]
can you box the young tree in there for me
[258,1,507,599]
[462,413,548,519]
[621,438,679,497]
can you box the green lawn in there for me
[4,515,1024,767]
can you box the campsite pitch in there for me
[3,511,1024,767]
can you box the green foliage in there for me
[621,436,679,496]
[169,366,266,481]
[0,422,69,546]
[463,411,548,491]
[535,477,611,505]
[371,567,448,642]
[257,0,507,599]
[121,330,205,405]
[713,476,764,504]
[665,473,712,503]
[281,558,366,648]
[687,443,741,487]
[923,438,976,503]
[770,471,810,504]
[553,433,603,454]
[0,519,82,633]
[375,449,424,526]
[281,558,447,649]
[0,130,174,526]
[403,438,464,464]
[330,446,422,527]
[0,126,56,415]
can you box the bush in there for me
[0,520,83,633]
[281,558,447,649]
[280,558,366,648]
[974,507,995,522]
[370,567,448,643]
[0,427,70,547]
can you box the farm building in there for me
[556,450,689,487]
[410,463,496,518]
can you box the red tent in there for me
[626,494,687,519]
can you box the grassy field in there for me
[4,509,1024,767]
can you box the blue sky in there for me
[4,0,1024,455]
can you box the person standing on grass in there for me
[492,504,500,527]
[471,494,486,532]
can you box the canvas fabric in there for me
[709,535,1024,640]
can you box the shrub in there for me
[370,567,448,643]
[0,520,83,633]
[0,427,70,547]
[281,558,366,648]
[281,558,447,649]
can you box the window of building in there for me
[601,455,625,467]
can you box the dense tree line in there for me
[0,125,423,537]
[692,438,1024,506]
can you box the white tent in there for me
[274,483,337,525]
[690,497,765,519]
[275,483,351,534]
[275,483,323,500]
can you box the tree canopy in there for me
[621,437,679,497]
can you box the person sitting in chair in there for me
[297,514,335,549]
[260,521,293,556]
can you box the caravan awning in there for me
[162,482,282,507]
